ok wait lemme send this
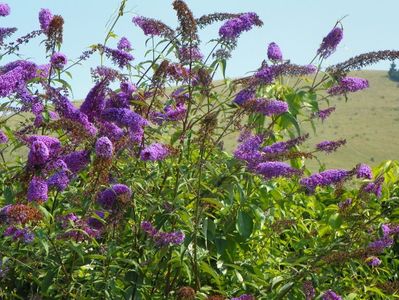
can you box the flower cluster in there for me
[328,77,369,95]
[267,42,283,61]
[322,290,342,300]
[140,143,171,161]
[300,169,350,193]
[97,184,132,210]
[141,221,185,247]
[317,27,343,59]
[50,52,67,69]
[316,139,346,153]
[219,12,262,40]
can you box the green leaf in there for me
[236,210,253,239]
[329,213,343,229]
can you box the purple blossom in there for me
[233,89,255,106]
[26,135,61,158]
[0,27,17,43]
[117,37,132,51]
[120,81,136,95]
[103,47,134,69]
[219,12,261,40]
[141,220,185,247]
[316,139,346,153]
[253,98,288,116]
[95,136,113,159]
[368,237,394,253]
[234,133,263,165]
[300,169,350,192]
[4,226,34,243]
[178,46,203,63]
[132,16,163,36]
[38,8,53,33]
[303,281,315,300]
[328,77,369,95]
[356,163,372,179]
[0,130,8,143]
[48,171,70,191]
[102,108,148,128]
[87,211,105,230]
[28,140,50,166]
[267,42,283,61]
[317,27,343,59]
[382,224,391,237]
[27,177,48,202]
[338,198,352,210]
[50,52,67,69]
[367,256,381,267]
[151,103,186,125]
[314,107,335,121]
[231,294,255,300]
[62,150,90,174]
[322,289,342,300]
[262,135,308,155]
[363,177,384,198]
[0,3,10,17]
[140,143,171,161]
[99,121,124,142]
[97,184,132,210]
[254,66,275,84]
[80,81,108,121]
[0,66,26,97]
[255,162,302,180]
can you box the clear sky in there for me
[3,0,399,99]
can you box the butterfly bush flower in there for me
[97,184,132,210]
[255,162,302,180]
[48,171,70,191]
[141,221,185,247]
[58,213,102,241]
[151,103,186,125]
[95,136,113,159]
[26,135,61,158]
[313,107,335,121]
[253,98,288,116]
[368,237,393,253]
[254,66,275,84]
[317,27,343,59]
[0,27,17,43]
[322,290,342,300]
[367,256,381,267]
[233,133,263,165]
[50,52,67,69]
[103,47,134,69]
[263,135,308,155]
[0,130,8,143]
[117,37,131,51]
[316,139,346,153]
[140,143,171,161]
[4,226,34,243]
[233,89,255,106]
[38,8,53,33]
[300,169,350,192]
[28,140,50,166]
[87,211,105,230]
[356,163,372,179]
[102,108,148,128]
[267,42,283,61]
[132,16,174,38]
[303,281,316,300]
[328,77,369,95]
[0,3,10,17]
[231,294,255,300]
[219,12,261,40]
[62,150,90,174]
[362,177,384,198]
[99,121,124,142]
[178,46,203,63]
[120,81,136,95]
[338,198,352,210]
[27,177,48,202]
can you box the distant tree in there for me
[388,61,399,81]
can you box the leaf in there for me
[329,213,343,229]
[275,282,294,299]
[3,186,13,204]
[236,210,253,240]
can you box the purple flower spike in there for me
[322,290,342,300]
[328,77,369,95]
[95,136,113,159]
[356,163,372,179]
[50,52,67,69]
[300,169,350,193]
[267,42,283,61]
[140,143,171,161]
[256,161,302,180]
[367,256,381,267]
[117,37,132,51]
[0,130,8,144]
[219,12,262,40]
[316,139,346,153]
[28,140,50,166]
[0,3,10,17]
[231,294,255,300]
[27,177,48,202]
[38,8,53,33]
[233,89,255,106]
[254,98,288,116]
[317,27,343,59]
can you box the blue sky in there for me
[3,0,399,99]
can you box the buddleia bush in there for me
[0,1,399,299]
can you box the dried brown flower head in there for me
[173,0,198,41]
